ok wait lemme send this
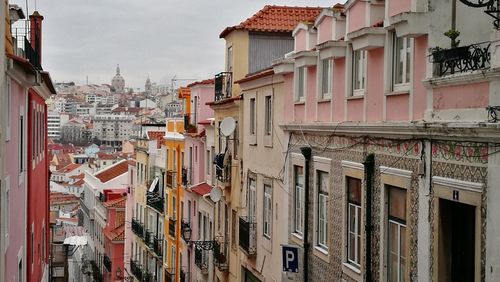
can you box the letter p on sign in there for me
[282,245,299,273]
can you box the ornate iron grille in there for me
[431,42,491,76]
[238,216,256,255]
[459,0,500,28]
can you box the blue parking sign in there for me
[282,245,299,273]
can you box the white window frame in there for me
[263,183,272,239]
[264,95,272,136]
[248,178,256,221]
[249,97,256,136]
[392,34,411,92]
[293,165,304,236]
[387,187,407,282]
[320,59,333,100]
[315,170,329,250]
[352,49,367,96]
[347,177,362,268]
[295,67,307,102]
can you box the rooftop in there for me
[220,5,323,38]
[103,196,126,209]
[94,160,128,183]
[56,163,82,174]
[191,182,212,196]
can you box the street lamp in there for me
[181,222,192,242]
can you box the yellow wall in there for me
[224,30,249,98]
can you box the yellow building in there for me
[163,119,186,281]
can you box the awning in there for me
[149,177,159,192]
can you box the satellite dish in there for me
[220,117,236,137]
[210,186,222,202]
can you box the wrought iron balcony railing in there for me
[169,218,176,237]
[166,170,176,188]
[181,167,191,187]
[143,271,153,282]
[153,236,163,257]
[213,239,228,271]
[181,219,191,238]
[195,245,209,274]
[144,230,154,248]
[132,218,145,238]
[214,72,232,101]
[239,216,257,255]
[103,254,112,272]
[431,42,491,77]
[214,153,231,183]
[130,260,143,281]
[147,192,164,214]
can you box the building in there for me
[48,112,70,140]
[92,114,135,148]
[207,6,322,282]
[111,65,125,93]
[2,6,57,282]
[60,120,92,145]
[102,196,126,282]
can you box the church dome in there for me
[111,64,125,92]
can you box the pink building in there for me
[275,1,500,281]
[102,195,126,282]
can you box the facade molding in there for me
[432,176,484,193]
[379,166,413,179]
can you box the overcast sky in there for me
[12,0,338,90]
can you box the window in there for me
[19,108,24,173]
[388,186,407,282]
[294,166,304,235]
[321,59,332,99]
[263,183,272,238]
[249,98,256,135]
[197,211,202,240]
[206,150,211,176]
[171,244,176,268]
[18,258,22,282]
[227,46,233,72]
[248,179,256,221]
[316,171,328,249]
[352,50,366,95]
[264,96,272,136]
[347,177,362,268]
[6,79,11,141]
[172,196,177,219]
[3,176,10,244]
[296,67,306,102]
[392,35,411,90]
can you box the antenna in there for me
[209,186,222,202]
[219,117,236,137]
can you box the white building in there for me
[92,115,135,148]
[48,112,70,140]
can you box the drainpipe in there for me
[300,146,312,282]
[363,153,375,282]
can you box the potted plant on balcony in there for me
[431,29,469,63]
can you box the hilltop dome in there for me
[111,64,125,93]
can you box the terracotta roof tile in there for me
[73,179,85,186]
[191,182,212,196]
[57,163,82,174]
[220,5,323,38]
[105,224,125,242]
[69,173,85,179]
[97,152,119,160]
[94,160,128,183]
[187,78,215,88]
[103,196,126,208]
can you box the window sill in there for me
[313,245,329,262]
[318,98,331,103]
[294,101,305,105]
[385,90,409,97]
[290,232,304,245]
[342,262,362,282]
[346,95,364,100]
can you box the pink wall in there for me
[366,49,384,122]
[332,58,346,122]
[348,1,367,33]
[318,16,333,44]
[413,36,428,120]
[190,84,214,131]
[317,101,331,122]
[5,79,27,282]
[346,99,364,121]
[294,104,306,122]
[305,67,317,120]
[283,74,294,122]
[295,30,307,52]
[185,138,205,185]
[386,94,410,121]
[433,82,489,110]
[388,0,411,17]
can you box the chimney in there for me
[29,11,44,66]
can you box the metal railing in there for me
[214,153,231,183]
[11,24,42,70]
[239,216,256,255]
[144,230,154,248]
[214,72,232,101]
[181,167,191,187]
[431,42,491,76]
[213,239,228,271]
[143,271,153,282]
[147,192,164,214]
[103,254,112,272]
[130,260,143,281]
[132,218,144,238]
[195,245,209,274]
[153,236,163,257]
[169,218,176,237]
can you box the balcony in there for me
[184,114,197,133]
[144,230,154,248]
[214,72,232,101]
[130,260,143,281]
[431,42,491,77]
[180,270,186,282]
[132,218,144,238]
[11,23,42,70]
[166,170,176,188]
[239,216,256,256]
[181,219,191,239]
[143,271,153,282]
[213,239,228,271]
[153,236,163,257]
[147,192,164,214]
[214,153,231,184]
[169,218,176,237]
[194,245,209,274]
[181,167,191,187]
[103,254,112,272]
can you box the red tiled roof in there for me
[69,173,85,179]
[104,224,125,242]
[235,68,274,84]
[73,179,85,186]
[220,5,323,38]
[103,196,126,208]
[191,182,212,196]
[50,192,79,205]
[198,119,212,125]
[97,152,118,160]
[187,78,215,88]
[57,163,82,174]
[94,160,128,183]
